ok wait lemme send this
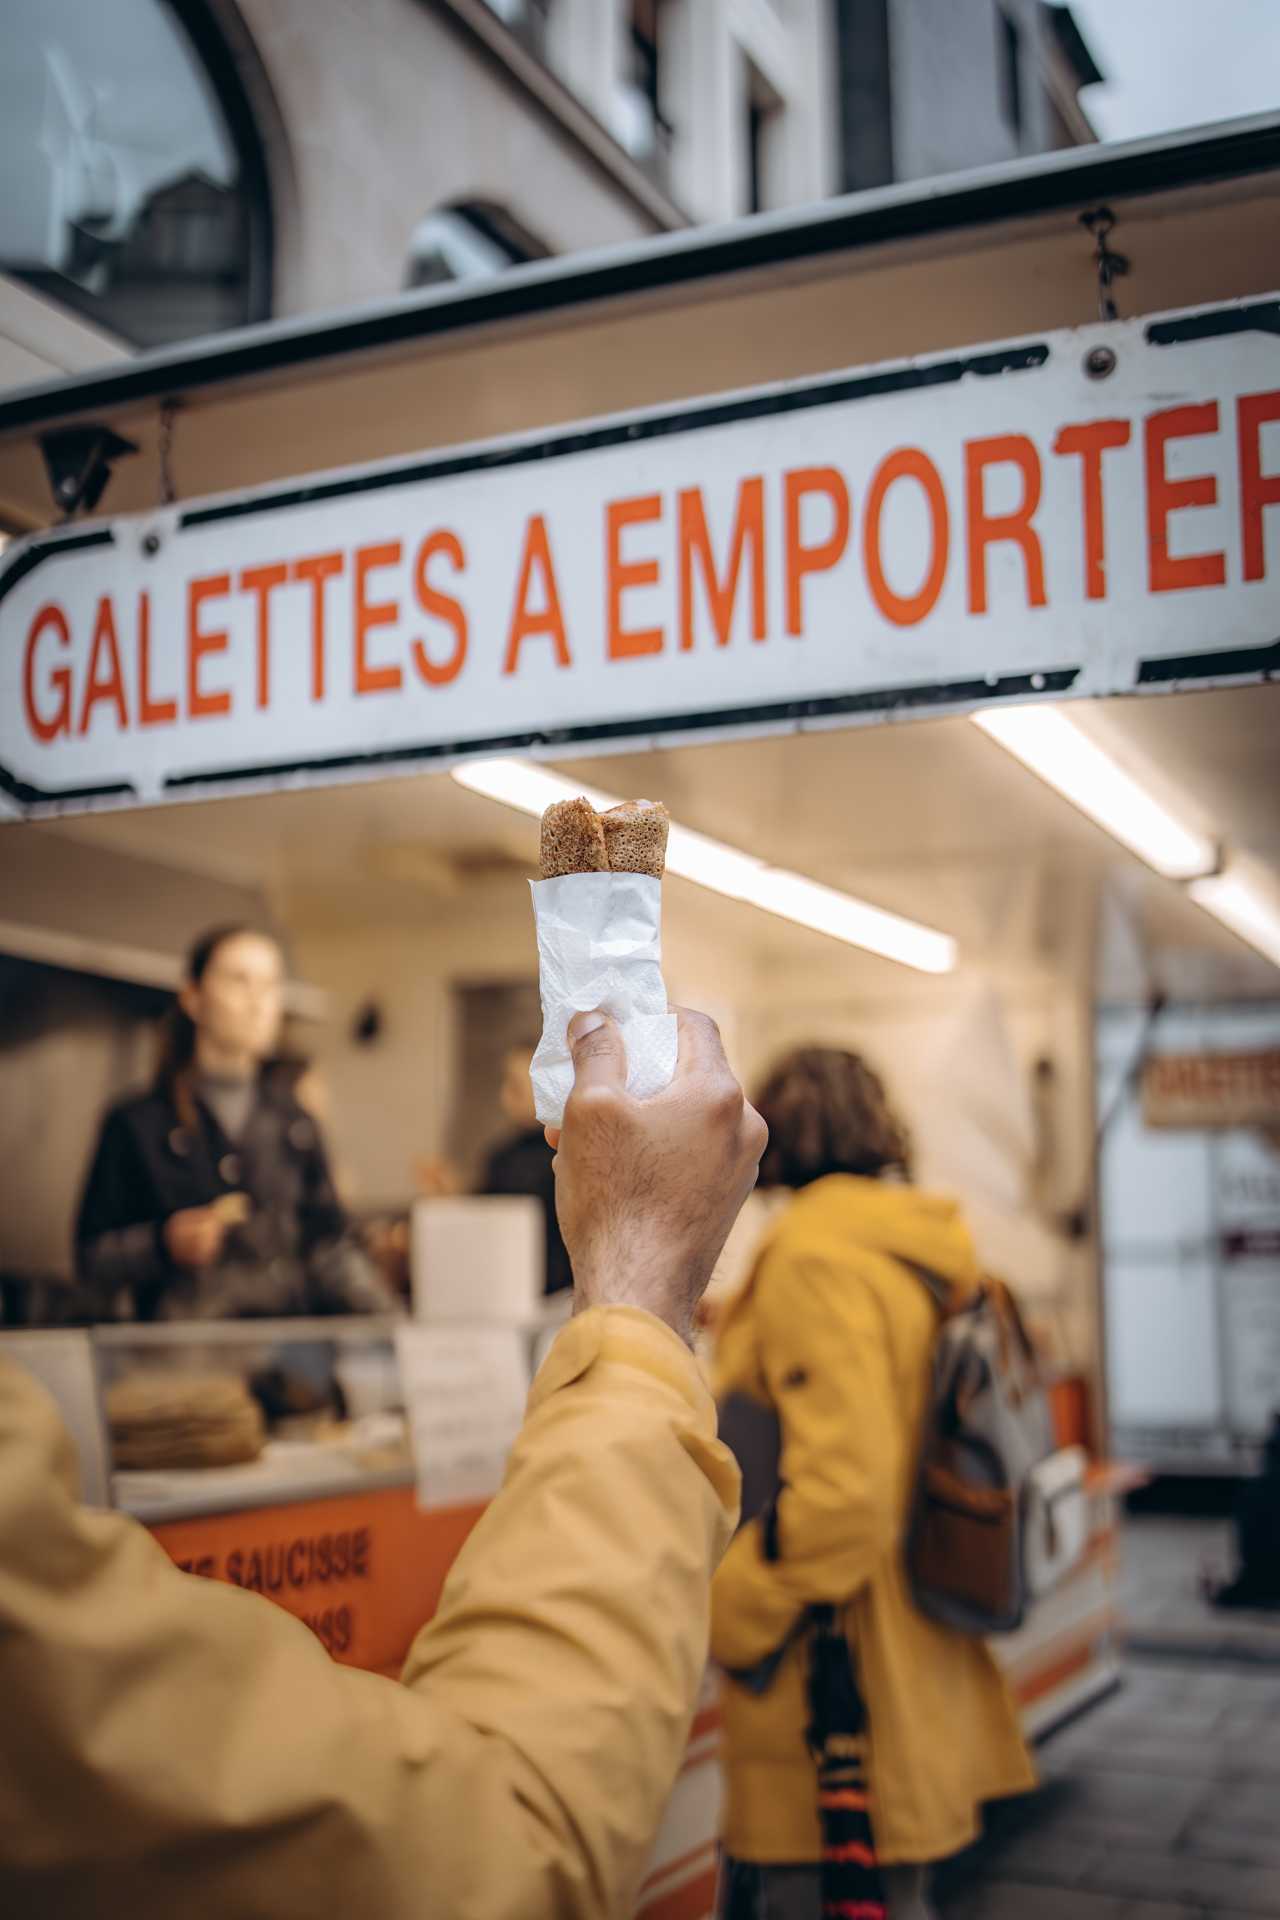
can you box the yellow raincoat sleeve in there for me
[0,1307,739,1920]
[710,1251,902,1674]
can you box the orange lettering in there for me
[137,590,177,727]
[504,514,571,674]
[353,542,403,695]
[291,551,344,702]
[77,596,128,735]
[1145,403,1226,593]
[677,479,765,650]
[1238,390,1280,583]
[412,531,468,686]
[607,495,664,660]
[784,467,850,636]
[240,562,289,710]
[187,574,232,719]
[1053,420,1131,600]
[863,448,949,627]
[22,603,72,744]
[965,434,1046,614]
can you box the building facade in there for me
[0,1,837,415]
[0,1,1099,382]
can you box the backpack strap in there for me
[901,1258,971,1319]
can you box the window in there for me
[614,0,673,162]
[744,63,780,217]
[0,0,270,349]
[480,0,551,57]
[748,100,768,215]
[997,5,1024,138]
[404,202,549,291]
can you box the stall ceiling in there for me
[26,685,1280,1002]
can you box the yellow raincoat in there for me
[711,1176,1035,1866]
[0,1307,738,1918]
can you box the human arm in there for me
[554,1007,768,1346]
[74,1108,172,1314]
[0,1311,734,1919]
[2,1003,761,1918]
[710,1250,903,1674]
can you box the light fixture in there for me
[1188,864,1280,971]
[971,705,1217,881]
[452,758,956,973]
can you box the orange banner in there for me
[148,1486,486,1671]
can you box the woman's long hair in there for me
[155,925,263,1129]
[754,1046,913,1191]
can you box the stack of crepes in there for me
[107,1371,265,1470]
[528,798,676,1129]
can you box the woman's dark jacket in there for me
[75,1070,393,1320]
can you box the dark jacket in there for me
[75,1070,394,1320]
[481,1128,572,1296]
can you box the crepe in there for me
[600,800,669,879]
[539,797,669,880]
[540,798,608,878]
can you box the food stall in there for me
[3,116,1280,1919]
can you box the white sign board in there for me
[395,1324,528,1509]
[2,295,1278,815]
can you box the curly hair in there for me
[754,1046,913,1190]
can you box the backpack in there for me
[906,1272,1082,1635]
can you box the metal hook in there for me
[1080,207,1129,324]
[158,399,181,506]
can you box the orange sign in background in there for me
[148,1486,486,1671]
[1142,1048,1280,1131]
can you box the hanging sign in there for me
[2,294,1278,816]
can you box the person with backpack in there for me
[712,1047,1035,1920]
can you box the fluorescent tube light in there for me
[748,868,956,973]
[452,758,955,973]
[971,706,1216,881]
[1188,866,1280,971]
[451,758,617,817]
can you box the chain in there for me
[1080,207,1129,324]
[158,399,179,506]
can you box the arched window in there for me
[0,0,272,348]
[405,201,550,292]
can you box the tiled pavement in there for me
[935,1656,1280,1920]
[1118,1516,1280,1663]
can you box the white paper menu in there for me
[395,1324,529,1508]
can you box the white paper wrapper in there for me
[529,871,678,1128]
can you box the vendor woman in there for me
[75,925,395,1321]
